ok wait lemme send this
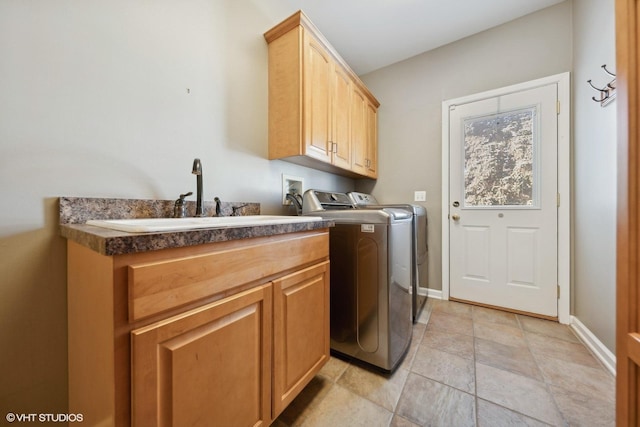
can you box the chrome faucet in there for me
[192,158,204,217]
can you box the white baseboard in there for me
[418,288,442,300]
[427,289,443,299]
[570,316,616,376]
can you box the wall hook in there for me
[587,79,607,92]
[602,64,616,77]
[588,64,616,107]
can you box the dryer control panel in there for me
[348,191,379,206]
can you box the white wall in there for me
[571,0,617,352]
[0,0,352,413]
[358,2,573,296]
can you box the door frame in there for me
[441,72,571,324]
[616,0,639,423]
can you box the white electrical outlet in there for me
[414,191,427,202]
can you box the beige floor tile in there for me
[421,327,475,360]
[474,320,527,348]
[277,300,614,426]
[319,356,350,382]
[412,320,427,342]
[525,331,602,369]
[396,373,475,427]
[389,414,420,427]
[416,298,434,325]
[412,345,475,393]
[517,315,579,343]
[337,364,409,411]
[475,337,543,381]
[275,375,334,426]
[432,299,474,318]
[476,363,564,426]
[426,310,474,336]
[301,384,393,427]
[536,356,615,404]
[550,384,615,427]
[476,399,550,427]
[397,347,417,372]
[398,322,427,371]
[472,305,519,327]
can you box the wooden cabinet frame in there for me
[265,10,379,179]
[617,0,640,424]
[67,230,330,426]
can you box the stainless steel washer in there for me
[302,190,413,372]
[348,192,429,323]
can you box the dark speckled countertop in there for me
[59,197,332,256]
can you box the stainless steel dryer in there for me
[302,190,413,372]
[348,192,428,323]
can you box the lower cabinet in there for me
[131,284,273,427]
[272,262,330,417]
[66,229,330,426]
[130,261,330,426]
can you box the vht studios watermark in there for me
[5,413,84,423]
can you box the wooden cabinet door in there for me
[131,285,272,427]
[272,262,330,418]
[365,100,378,178]
[332,65,352,170]
[351,88,368,175]
[304,33,332,163]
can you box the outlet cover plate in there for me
[414,191,427,202]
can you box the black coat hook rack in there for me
[588,64,616,107]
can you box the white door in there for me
[448,83,558,317]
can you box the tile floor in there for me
[273,299,615,427]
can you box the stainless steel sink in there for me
[86,215,323,233]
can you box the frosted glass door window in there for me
[463,108,538,207]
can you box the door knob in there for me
[451,214,460,221]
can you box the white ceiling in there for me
[269,0,566,75]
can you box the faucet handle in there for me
[214,197,222,217]
[232,204,248,216]
[173,192,193,218]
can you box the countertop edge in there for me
[60,220,334,256]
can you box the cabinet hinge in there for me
[557,193,560,207]
[557,100,561,115]
[557,285,560,299]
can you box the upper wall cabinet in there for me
[350,88,378,177]
[264,10,379,179]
